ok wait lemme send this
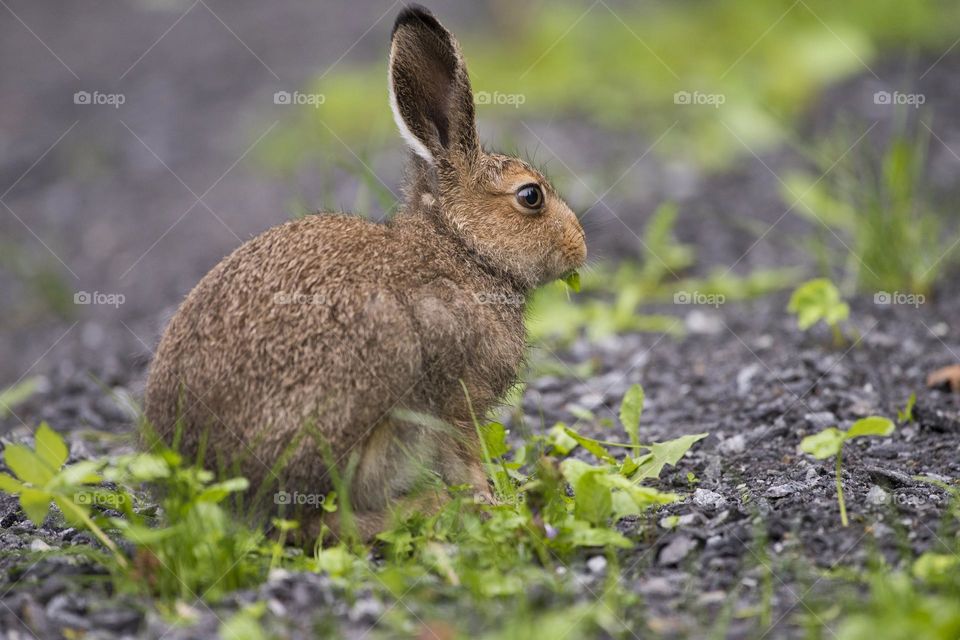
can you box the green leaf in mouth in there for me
[561,271,581,292]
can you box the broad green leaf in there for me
[315,545,358,578]
[572,471,612,525]
[199,477,250,503]
[546,424,578,455]
[563,520,631,548]
[562,271,581,292]
[611,490,644,520]
[629,433,708,481]
[56,461,103,486]
[619,384,645,446]
[480,422,509,459]
[603,472,680,507]
[125,454,172,481]
[19,488,51,525]
[35,423,68,471]
[619,456,639,476]
[787,279,848,330]
[562,427,616,463]
[0,377,41,419]
[800,427,845,459]
[846,416,895,440]
[0,472,23,494]
[913,552,959,582]
[54,496,90,528]
[4,444,55,486]
[559,458,597,489]
[220,604,267,640]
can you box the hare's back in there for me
[146,214,427,460]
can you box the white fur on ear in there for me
[388,54,435,164]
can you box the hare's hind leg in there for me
[299,418,494,545]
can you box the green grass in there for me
[785,115,960,296]
[0,386,710,637]
[527,203,801,346]
[257,0,960,180]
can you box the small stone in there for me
[586,556,607,574]
[765,482,806,499]
[685,310,723,335]
[719,434,746,455]
[267,598,287,617]
[804,412,837,431]
[576,392,604,410]
[659,535,698,565]
[638,576,673,596]
[268,568,292,583]
[348,598,383,623]
[736,364,762,396]
[697,590,726,605]
[30,539,52,552]
[693,488,726,510]
[88,608,143,634]
[753,334,774,349]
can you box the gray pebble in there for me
[693,488,726,510]
[659,535,698,565]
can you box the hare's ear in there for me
[389,5,479,166]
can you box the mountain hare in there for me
[144,4,586,542]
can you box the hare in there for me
[144,4,586,542]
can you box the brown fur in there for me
[143,4,586,543]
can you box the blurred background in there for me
[2,0,959,390]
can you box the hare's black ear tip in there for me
[392,4,444,39]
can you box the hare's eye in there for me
[516,184,544,211]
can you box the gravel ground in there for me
[2,291,959,638]
[3,1,960,637]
